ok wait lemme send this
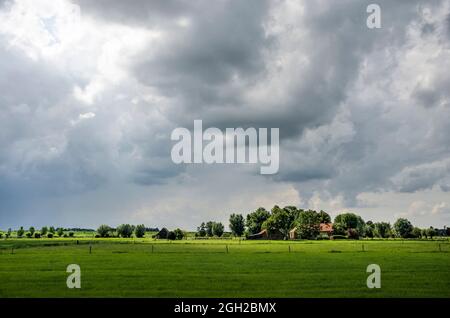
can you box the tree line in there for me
[219,206,447,240]
[0,226,71,239]
[1,206,447,240]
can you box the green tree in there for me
[167,231,176,240]
[295,210,320,239]
[49,226,55,234]
[117,224,133,238]
[197,222,206,237]
[263,205,296,240]
[173,228,185,240]
[17,226,24,238]
[283,206,302,221]
[393,218,413,238]
[318,210,331,223]
[333,213,365,238]
[41,226,48,236]
[56,227,64,237]
[246,207,271,235]
[29,227,35,236]
[365,221,375,238]
[229,214,245,237]
[97,225,111,238]
[420,228,427,238]
[205,221,214,237]
[411,227,422,238]
[426,227,437,239]
[156,227,169,239]
[134,224,146,238]
[374,222,391,238]
[212,222,224,237]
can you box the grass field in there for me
[0,238,449,298]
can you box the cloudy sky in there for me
[1,0,450,230]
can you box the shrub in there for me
[68,232,74,237]
[47,233,53,238]
[95,234,100,238]
[34,232,41,238]
[25,232,32,238]
[332,235,347,240]
[0,233,3,238]
[347,228,360,239]
[63,233,68,238]
[167,231,176,240]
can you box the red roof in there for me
[319,223,333,232]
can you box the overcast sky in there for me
[1,0,450,230]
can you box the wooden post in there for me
[89,245,92,254]
[362,244,365,252]
[226,245,229,253]
[11,247,14,254]
[288,245,291,253]
[439,244,441,252]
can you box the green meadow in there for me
[0,238,449,298]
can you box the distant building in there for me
[247,229,284,240]
[319,223,333,237]
[289,223,333,240]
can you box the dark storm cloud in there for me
[74,0,194,27]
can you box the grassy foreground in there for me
[0,239,449,298]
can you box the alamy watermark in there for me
[66,264,81,289]
[366,264,381,288]
[366,4,381,29]
[171,120,279,174]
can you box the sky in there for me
[0,0,450,230]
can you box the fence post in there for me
[89,245,92,254]
[11,247,14,254]
[152,244,154,253]
[226,245,229,253]
[439,243,441,252]
[362,244,365,252]
[288,245,291,253]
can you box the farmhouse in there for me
[247,229,284,240]
[289,223,333,240]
